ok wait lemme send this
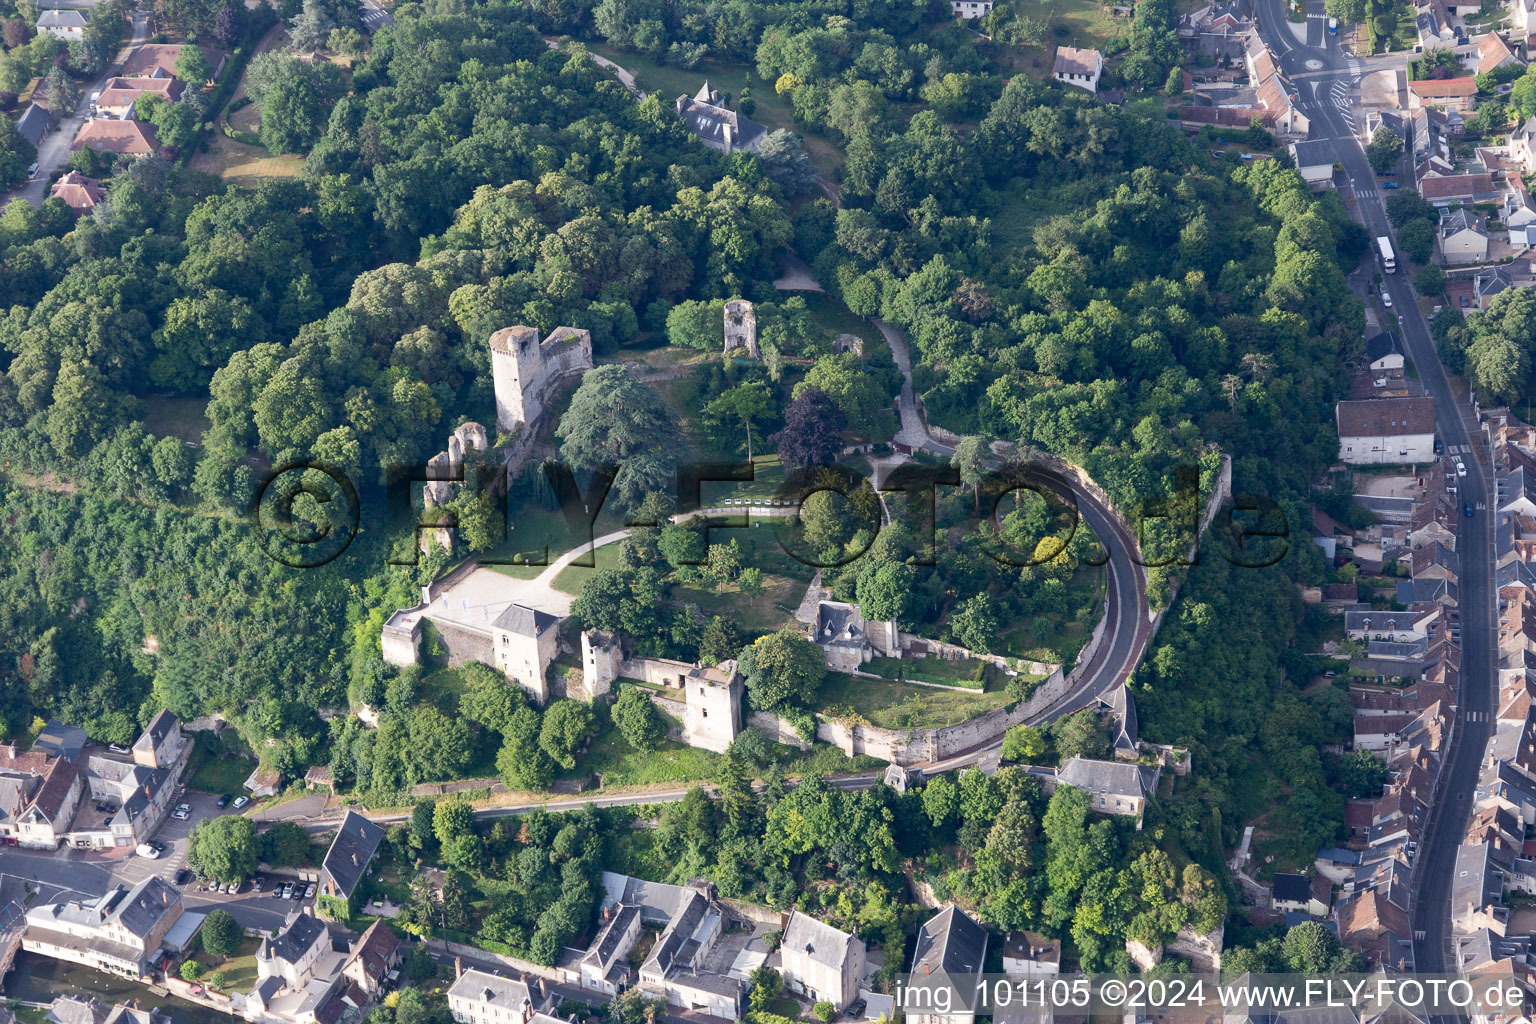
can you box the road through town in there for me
[1252,0,1496,972]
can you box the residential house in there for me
[1512,117,1536,173]
[780,911,867,1011]
[578,902,642,996]
[1367,333,1405,374]
[950,0,994,17]
[341,920,401,1000]
[1336,397,1437,465]
[82,755,176,848]
[1001,932,1061,977]
[15,104,48,148]
[1503,184,1536,234]
[637,886,743,1019]
[132,710,189,772]
[1475,265,1516,308]
[317,810,386,908]
[71,120,161,158]
[907,906,988,1024]
[1178,0,1253,57]
[1246,35,1310,137]
[1289,139,1336,186]
[118,44,227,83]
[490,602,561,702]
[1271,873,1331,916]
[241,911,366,1024]
[1417,2,1456,49]
[1052,46,1103,93]
[1515,0,1536,34]
[49,172,105,217]
[814,600,898,672]
[11,757,82,849]
[36,9,86,39]
[674,81,766,154]
[1425,175,1502,210]
[1477,32,1522,75]
[1411,74,1478,109]
[1441,207,1491,263]
[1057,755,1156,827]
[94,78,185,120]
[22,877,183,977]
[448,969,561,1024]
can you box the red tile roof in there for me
[1409,77,1478,98]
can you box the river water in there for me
[3,953,228,1024]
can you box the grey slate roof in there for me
[16,104,48,147]
[1271,872,1313,903]
[47,998,109,1024]
[1366,333,1400,364]
[1058,755,1150,800]
[267,912,327,965]
[33,720,87,761]
[1290,138,1335,167]
[319,809,386,898]
[910,904,988,978]
[490,602,559,637]
[583,902,640,971]
[447,967,537,1009]
[783,910,857,970]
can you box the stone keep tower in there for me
[489,325,594,433]
[723,299,758,358]
[683,661,743,753]
[581,629,620,699]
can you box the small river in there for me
[3,954,228,1024]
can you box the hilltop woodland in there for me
[0,0,1358,970]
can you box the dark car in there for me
[216,794,232,808]
[1434,438,1444,454]
[1382,181,1399,189]
[1465,502,1475,518]
[175,869,194,886]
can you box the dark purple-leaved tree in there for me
[770,387,845,471]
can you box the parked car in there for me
[289,885,304,901]
[175,869,194,886]
[304,883,316,899]
[229,879,244,895]
[1465,501,1476,518]
[25,162,37,180]
[231,796,249,810]
[253,877,265,892]
[216,794,232,808]
[136,843,160,858]
[1379,286,1392,308]
[277,882,292,899]
[1382,181,1399,189]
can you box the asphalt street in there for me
[1252,0,1495,973]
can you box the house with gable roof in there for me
[780,910,867,1010]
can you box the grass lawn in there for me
[137,394,211,440]
[482,497,628,580]
[191,936,262,993]
[585,43,844,178]
[571,715,725,787]
[188,753,254,796]
[681,572,801,634]
[769,998,803,1019]
[816,671,1012,730]
[864,655,994,689]
[190,136,303,184]
[553,516,815,595]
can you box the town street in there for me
[1252,0,1497,973]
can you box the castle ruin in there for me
[723,299,758,358]
[490,325,594,435]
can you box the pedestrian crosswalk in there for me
[1357,188,1378,199]
[1446,443,1475,455]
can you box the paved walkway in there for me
[544,38,644,98]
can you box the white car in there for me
[231,796,250,810]
[1379,287,1392,309]
[136,843,160,858]
[1457,461,1468,477]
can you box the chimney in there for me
[455,956,463,980]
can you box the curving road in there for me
[874,319,1153,742]
[1251,1,1496,974]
